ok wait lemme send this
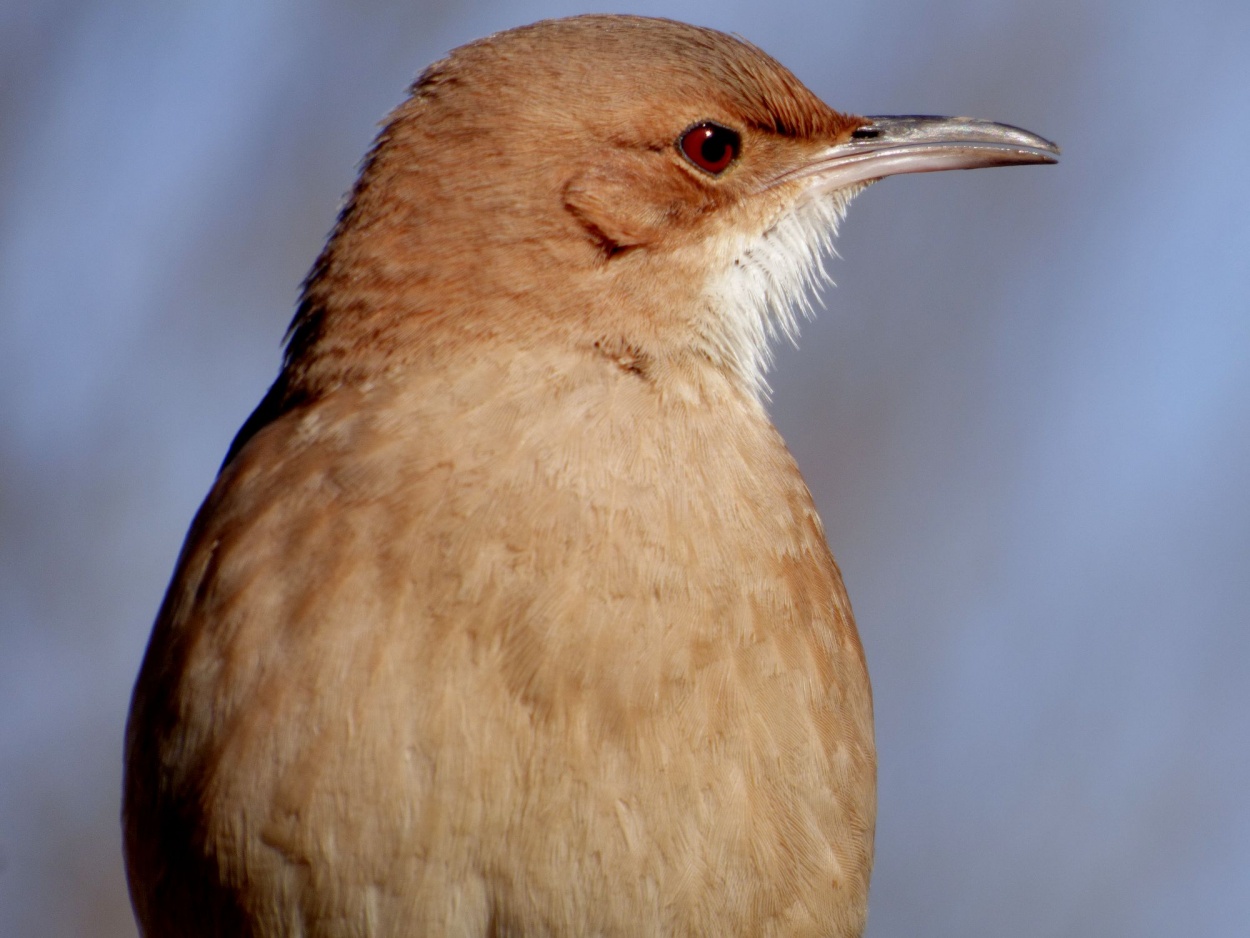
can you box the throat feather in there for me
[699,187,862,398]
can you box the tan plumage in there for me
[123,15,1056,938]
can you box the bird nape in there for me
[123,14,1057,938]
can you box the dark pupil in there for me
[701,132,728,164]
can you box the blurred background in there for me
[2,0,1247,935]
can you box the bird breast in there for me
[127,342,875,936]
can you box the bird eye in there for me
[679,122,740,175]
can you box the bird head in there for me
[286,15,1057,400]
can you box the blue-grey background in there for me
[2,1,1247,935]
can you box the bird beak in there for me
[776,115,1060,192]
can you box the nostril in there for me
[851,127,879,139]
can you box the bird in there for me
[123,14,1057,938]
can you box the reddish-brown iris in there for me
[679,122,740,175]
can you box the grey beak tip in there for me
[861,114,1061,163]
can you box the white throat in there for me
[698,185,865,399]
